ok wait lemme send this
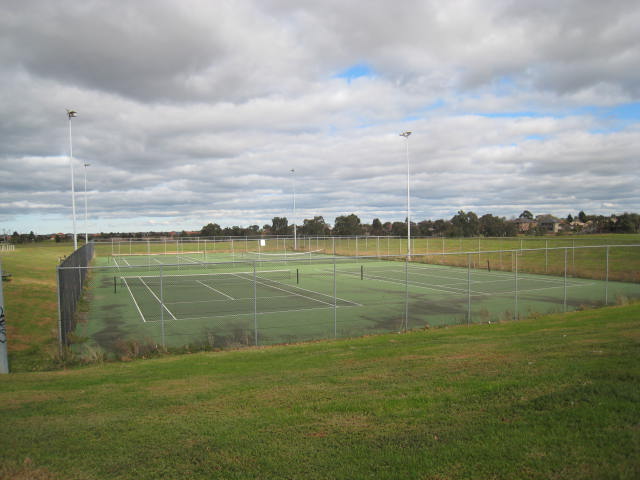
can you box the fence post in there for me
[564,248,568,312]
[545,240,548,273]
[467,253,471,325]
[333,255,337,338]
[514,250,518,320]
[160,265,165,349]
[404,255,409,331]
[56,265,64,356]
[254,261,258,346]
[605,246,609,306]
[0,260,9,373]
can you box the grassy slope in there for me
[1,244,75,370]
[1,303,638,480]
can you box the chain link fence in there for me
[57,243,94,351]
[58,243,639,356]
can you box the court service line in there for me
[138,277,178,321]
[142,303,360,323]
[167,293,305,305]
[243,274,361,307]
[121,277,147,323]
[196,280,235,300]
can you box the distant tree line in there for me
[5,211,639,241]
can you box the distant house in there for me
[536,215,562,233]
[513,217,537,233]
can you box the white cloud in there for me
[1,0,639,233]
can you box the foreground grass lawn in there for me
[1,303,639,479]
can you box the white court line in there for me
[142,303,360,323]
[339,270,463,296]
[168,293,310,305]
[138,277,178,321]
[178,255,199,264]
[122,277,147,323]
[244,274,362,307]
[196,280,235,300]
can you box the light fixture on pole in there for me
[83,162,90,244]
[67,109,78,250]
[290,168,297,251]
[400,131,412,255]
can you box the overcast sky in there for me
[1,0,639,234]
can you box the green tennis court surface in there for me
[78,255,639,351]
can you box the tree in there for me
[201,223,222,237]
[450,210,480,237]
[300,216,329,235]
[370,218,384,236]
[566,214,573,223]
[271,217,289,235]
[417,220,433,236]
[613,213,640,233]
[390,221,407,236]
[578,210,587,223]
[519,210,534,219]
[432,219,451,236]
[333,214,362,236]
[479,214,508,237]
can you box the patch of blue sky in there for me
[580,102,640,134]
[334,64,374,82]
[400,100,446,123]
[525,134,548,141]
[491,75,518,95]
[474,111,549,118]
[577,102,640,120]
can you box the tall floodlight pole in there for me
[67,109,78,250]
[291,169,297,250]
[83,162,90,244]
[400,131,412,255]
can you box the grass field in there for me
[1,303,639,479]
[1,243,75,371]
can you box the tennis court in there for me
[76,252,639,351]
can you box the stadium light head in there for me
[400,131,411,137]
[67,109,77,118]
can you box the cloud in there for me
[1,0,639,233]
